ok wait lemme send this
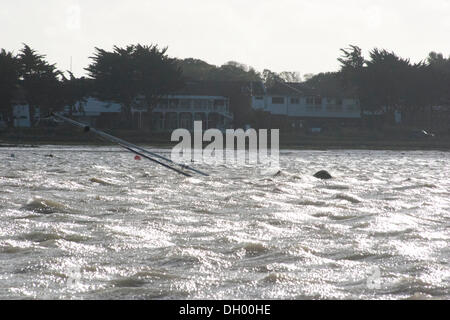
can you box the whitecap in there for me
[334,193,363,204]
[22,197,71,214]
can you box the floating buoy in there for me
[134,155,141,160]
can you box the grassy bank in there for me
[1,126,450,150]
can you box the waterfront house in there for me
[145,81,233,132]
[60,81,233,131]
[249,81,361,130]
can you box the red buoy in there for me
[134,155,141,160]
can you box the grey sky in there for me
[2,0,450,78]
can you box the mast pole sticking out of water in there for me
[51,112,209,177]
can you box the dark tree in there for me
[338,45,365,70]
[304,72,347,98]
[368,50,434,128]
[205,61,261,82]
[338,45,364,95]
[427,52,450,104]
[278,71,302,83]
[0,49,19,127]
[133,44,184,112]
[60,72,92,115]
[86,44,183,128]
[177,58,262,82]
[177,58,216,81]
[262,69,284,88]
[18,44,62,125]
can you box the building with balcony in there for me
[150,94,232,132]
[250,81,361,129]
[60,81,234,131]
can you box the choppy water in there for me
[0,146,449,299]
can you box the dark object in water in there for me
[273,170,282,177]
[313,170,332,180]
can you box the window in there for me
[159,99,168,109]
[207,100,213,110]
[255,96,263,100]
[272,97,284,104]
[315,97,322,105]
[180,99,191,108]
[214,99,225,107]
[214,99,225,111]
[169,99,179,109]
[290,97,300,104]
[193,99,207,109]
[306,97,314,104]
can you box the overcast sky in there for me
[2,0,450,78]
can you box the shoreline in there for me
[2,139,450,151]
[2,128,450,151]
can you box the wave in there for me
[313,212,360,221]
[110,278,147,288]
[242,242,270,256]
[261,272,294,284]
[89,177,116,186]
[334,193,363,203]
[318,184,350,190]
[393,183,437,191]
[0,244,32,254]
[20,231,87,243]
[298,199,328,207]
[22,197,71,214]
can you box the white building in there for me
[250,82,361,121]
[62,93,233,131]
[251,95,360,119]
[151,94,232,131]
[65,97,122,117]
[12,104,40,127]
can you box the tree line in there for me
[307,46,450,127]
[0,44,185,128]
[0,43,303,128]
[1,43,450,128]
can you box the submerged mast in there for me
[51,112,208,177]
